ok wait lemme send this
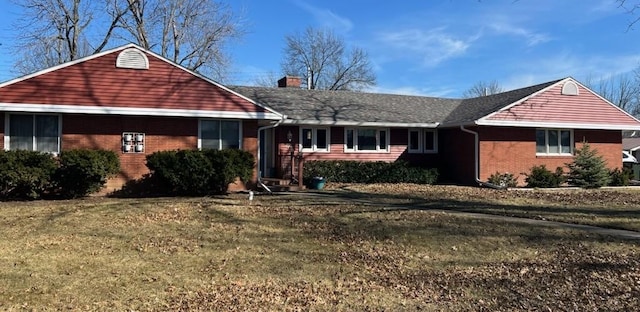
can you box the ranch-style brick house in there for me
[1,44,639,190]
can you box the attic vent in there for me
[561,81,579,96]
[116,48,149,70]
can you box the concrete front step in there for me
[259,178,306,192]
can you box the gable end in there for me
[116,48,149,70]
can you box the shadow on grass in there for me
[281,188,640,241]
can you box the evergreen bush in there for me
[566,142,610,188]
[524,165,565,188]
[609,167,631,186]
[487,172,518,188]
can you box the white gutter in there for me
[256,115,287,193]
[460,125,505,189]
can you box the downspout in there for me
[256,115,286,193]
[460,125,506,189]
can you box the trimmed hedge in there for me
[0,150,58,199]
[0,149,120,200]
[303,160,438,185]
[145,149,255,196]
[55,149,121,198]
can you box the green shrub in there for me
[145,149,255,196]
[525,165,565,188]
[55,149,120,198]
[0,150,57,199]
[609,167,631,186]
[303,160,438,185]
[487,172,518,188]
[566,142,610,189]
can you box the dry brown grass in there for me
[0,185,639,311]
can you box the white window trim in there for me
[197,119,243,150]
[299,127,330,153]
[536,128,574,156]
[344,127,390,153]
[408,129,438,154]
[4,113,62,154]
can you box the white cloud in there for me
[292,1,353,33]
[378,27,478,67]
[488,22,551,47]
[366,84,457,98]
[501,52,640,91]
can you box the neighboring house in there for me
[623,136,640,160]
[1,43,639,190]
[233,76,640,186]
[0,44,283,191]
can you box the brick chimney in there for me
[277,76,301,88]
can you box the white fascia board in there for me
[282,119,439,128]
[0,103,283,120]
[476,119,640,131]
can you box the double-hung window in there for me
[199,119,241,150]
[6,114,60,153]
[345,128,389,152]
[300,127,329,152]
[408,129,437,153]
[536,129,573,155]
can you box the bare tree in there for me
[617,0,640,29]
[462,80,504,98]
[12,0,245,81]
[281,27,376,91]
[119,0,245,79]
[13,0,128,73]
[584,73,640,116]
[252,71,280,87]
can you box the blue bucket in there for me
[310,177,326,190]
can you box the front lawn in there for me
[328,184,640,232]
[0,186,639,310]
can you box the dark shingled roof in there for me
[230,78,565,126]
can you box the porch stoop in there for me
[260,178,306,192]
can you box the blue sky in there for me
[1,0,639,97]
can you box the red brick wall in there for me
[61,115,259,192]
[439,128,476,185]
[271,126,440,179]
[62,114,198,191]
[477,127,622,186]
